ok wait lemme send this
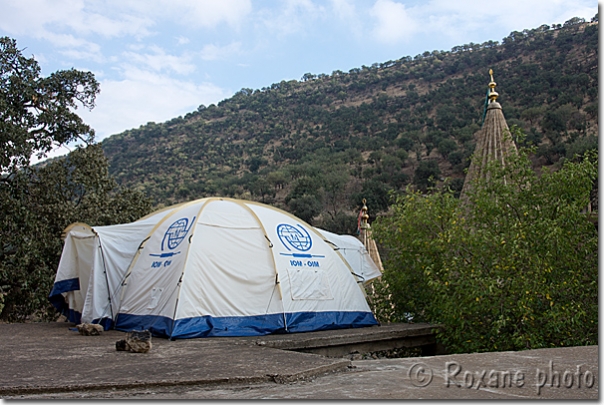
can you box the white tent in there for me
[49,197,380,338]
[315,228,382,284]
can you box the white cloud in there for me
[0,0,154,39]
[329,0,365,38]
[330,0,359,24]
[0,0,78,37]
[369,0,419,44]
[124,0,253,30]
[259,0,326,37]
[39,31,102,53]
[338,0,598,51]
[59,48,105,64]
[79,70,229,140]
[200,42,242,61]
[122,46,196,75]
[60,5,154,39]
[173,0,252,29]
[177,36,191,45]
[330,0,357,19]
[0,0,156,67]
[408,0,597,47]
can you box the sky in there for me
[0,0,598,158]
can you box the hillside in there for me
[101,16,598,234]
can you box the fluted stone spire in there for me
[460,69,518,201]
[359,199,383,274]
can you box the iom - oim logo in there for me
[161,217,195,251]
[276,223,312,252]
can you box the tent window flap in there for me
[286,268,333,300]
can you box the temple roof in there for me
[460,70,518,201]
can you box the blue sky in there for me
[0,0,597,157]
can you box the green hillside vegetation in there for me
[102,16,597,233]
[101,16,598,226]
[373,143,598,353]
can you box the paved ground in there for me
[0,322,598,400]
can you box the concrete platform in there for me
[0,322,598,400]
[240,322,442,357]
[0,322,350,396]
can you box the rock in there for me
[76,323,104,336]
[115,339,129,351]
[116,330,152,353]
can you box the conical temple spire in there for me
[460,69,517,201]
[358,199,383,273]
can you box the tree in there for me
[1,37,99,174]
[373,147,598,353]
[319,211,358,235]
[246,156,266,173]
[266,170,288,192]
[301,73,316,82]
[0,38,151,320]
[437,138,457,159]
[249,176,273,203]
[413,160,441,191]
[0,144,152,321]
[351,180,391,215]
[321,167,351,220]
[285,176,323,224]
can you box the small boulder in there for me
[76,323,104,336]
[115,339,129,351]
[116,330,152,353]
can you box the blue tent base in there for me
[49,279,378,337]
[48,278,81,323]
[48,278,114,330]
[114,311,378,339]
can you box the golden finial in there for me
[488,69,499,103]
[361,198,370,229]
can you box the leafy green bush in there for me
[373,147,598,353]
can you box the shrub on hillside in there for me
[373,147,598,353]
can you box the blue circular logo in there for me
[277,223,312,251]
[162,217,194,251]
